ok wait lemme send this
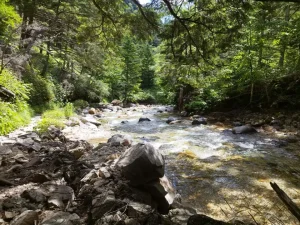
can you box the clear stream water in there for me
[86,106,300,225]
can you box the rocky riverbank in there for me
[0,108,249,225]
[2,103,300,225]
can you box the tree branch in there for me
[131,0,160,29]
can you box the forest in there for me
[1,0,300,133]
[1,0,300,225]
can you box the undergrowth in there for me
[0,69,32,135]
[35,103,74,134]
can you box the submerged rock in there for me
[232,125,257,134]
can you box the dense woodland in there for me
[1,0,300,134]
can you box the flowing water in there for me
[87,106,300,224]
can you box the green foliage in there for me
[131,90,155,104]
[35,108,66,134]
[73,74,109,102]
[0,69,32,135]
[23,70,55,108]
[140,44,155,89]
[120,37,141,104]
[0,69,31,100]
[73,99,89,109]
[0,0,21,35]
[35,118,65,134]
[64,102,74,118]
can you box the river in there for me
[70,105,300,224]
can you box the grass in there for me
[35,103,75,134]
[0,101,32,135]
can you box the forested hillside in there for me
[1,0,300,133]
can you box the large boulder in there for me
[232,125,257,134]
[143,175,176,214]
[117,143,164,186]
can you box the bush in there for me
[35,108,66,134]
[185,100,208,112]
[73,99,89,109]
[23,69,56,107]
[0,69,32,135]
[0,101,32,135]
[35,104,75,134]
[64,102,74,118]
[131,91,156,104]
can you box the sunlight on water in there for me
[95,106,300,225]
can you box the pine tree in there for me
[121,37,141,105]
[140,44,155,89]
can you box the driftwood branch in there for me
[270,182,300,222]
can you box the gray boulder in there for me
[232,125,257,134]
[192,118,207,125]
[187,214,230,225]
[117,143,164,186]
[166,117,176,124]
[138,117,151,123]
[41,211,80,225]
[107,134,132,147]
[92,192,125,220]
[10,210,39,225]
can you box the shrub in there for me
[35,118,65,134]
[73,99,89,109]
[35,108,66,134]
[23,70,55,107]
[64,102,74,118]
[185,100,208,112]
[0,69,32,135]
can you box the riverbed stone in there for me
[138,117,151,122]
[187,214,230,225]
[107,134,132,147]
[91,192,125,220]
[192,118,207,125]
[166,117,176,124]
[41,211,80,225]
[117,143,165,186]
[232,125,257,134]
[21,189,47,203]
[10,210,39,225]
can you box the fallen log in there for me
[270,182,300,222]
[0,85,15,101]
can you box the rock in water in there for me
[192,118,207,125]
[232,125,257,134]
[107,134,132,147]
[117,143,165,186]
[187,214,231,225]
[166,117,175,124]
[138,117,151,123]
